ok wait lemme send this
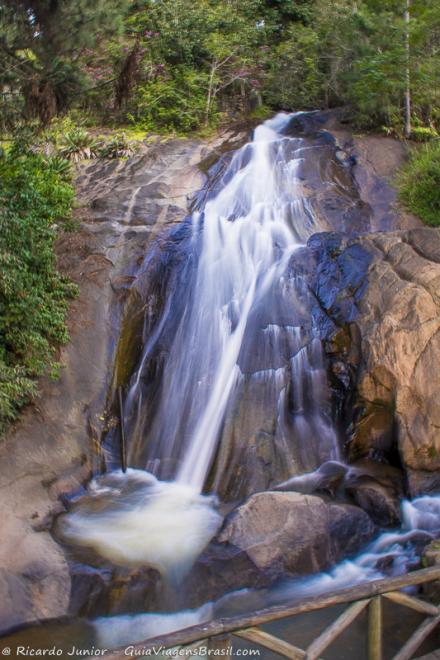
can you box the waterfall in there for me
[51,113,440,638]
[124,112,339,492]
[59,112,341,576]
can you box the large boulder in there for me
[171,491,376,610]
[217,491,376,578]
[351,228,440,495]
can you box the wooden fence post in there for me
[368,596,382,660]
[209,634,233,657]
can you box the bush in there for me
[263,25,323,111]
[398,141,440,226]
[99,132,137,158]
[410,126,439,143]
[345,50,405,130]
[0,144,77,432]
[59,127,101,161]
[129,68,209,133]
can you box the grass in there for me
[397,140,440,227]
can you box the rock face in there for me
[352,229,440,495]
[218,492,376,578]
[313,227,440,498]
[0,133,236,633]
[345,460,404,527]
[0,112,437,632]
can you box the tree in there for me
[0,0,130,124]
[125,0,268,127]
[404,0,411,137]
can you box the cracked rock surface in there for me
[352,228,440,495]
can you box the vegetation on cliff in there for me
[0,143,76,431]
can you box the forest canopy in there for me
[1,0,440,135]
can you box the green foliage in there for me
[0,0,130,124]
[129,68,210,133]
[264,24,323,110]
[0,145,76,432]
[346,49,406,129]
[98,132,137,158]
[59,128,100,162]
[123,0,268,129]
[410,126,439,142]
[398,141,440,226]
[2,0,440,136]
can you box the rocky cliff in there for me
[0,116,439,632]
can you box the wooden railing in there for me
[106,565,440,660]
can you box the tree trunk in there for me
[404,0,411,138]
[114,39,141,111]
[205,63,216,125]
[24,78,58,124]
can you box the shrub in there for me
[398,141,440,227]
[59,127,100,161]
[129,68,209,133]
[263,25,324,111]
[99,132,137,158]
[0,144,77,432]
[410,126,439,143]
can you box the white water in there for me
[124,111,339,491]
[88,494,440,650]
[93,603,213,650]
[266,493,440,605]
[58,470,221,580]
[58,114,355,576]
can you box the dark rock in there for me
[346,480,401,527]
[68,562,160,617]
[273,461,348,496]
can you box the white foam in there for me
[59,470,222,580]
[93,603,213,649]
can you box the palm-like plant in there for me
[99,133,137,159]
[59,128,100,162]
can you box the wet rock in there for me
[175,489,378,609]
[182,541,273,609]
[346,479,401,528]
[309,232,373,325]
[68,562,161,617]
[345,459,404,528]
[217,492,376,579]
[335,149,355,167]
[407,469,440,498]
[422,539,440,602]
[314,226,440,496]
[273,461,348,496]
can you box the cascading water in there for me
[55,493,440,653]
[59,112,340,576]
[124,112,339,489]
[12,112,440,653]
